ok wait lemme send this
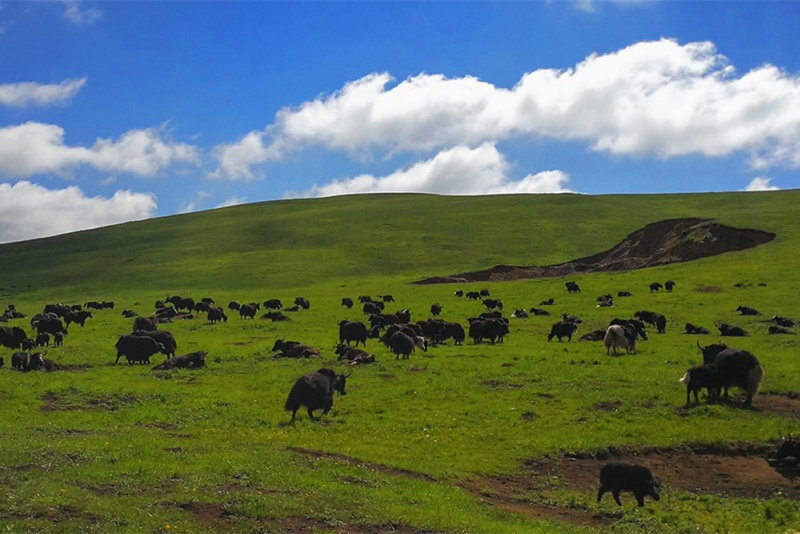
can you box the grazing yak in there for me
[696,341,764,406]
[208,306,228,323]
[11,351,28,370]
[239,304,257,320]
[466,291,481,300]
[133,330,177,358]
[664,280,675,292]
[166,296,195,312]
[263,299,283,310]
[597,463,660,507]
[294,297,310,310]
[634,310,666,333]
[362,301,384,315]
[227,301,241,311]
[32,317,68,337]
[483,298,503,311]
[604,319,648,355]
[469,318,509,344]
[547,321,578,342]
[338,320,368,346]
[649,282,663,292]
[53,332,64,347]
[679,363,720,404]
[132,316,157,332]
[284,368,348,422]
[430,303,443,316]
[35,333,50,347]
[565,281,581,293]
[685,323,711,335]
[341,297,354,309]
[115,335,165,365]
[453,290,464,298]
[388,331,427,359]
[64,310,93,327]
[152,351,207,371]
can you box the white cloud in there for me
[0,181,156,243]
[208,132,284,181]
[292,143,573,198]
[0,78,87,108]
[213,38,800,181]
[63,1,102,25]
[0,122,200,178]
[743,177,780,192]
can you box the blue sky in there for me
[1,1,799,242]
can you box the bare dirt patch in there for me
[415,218,776,284]
[177,501,231,523]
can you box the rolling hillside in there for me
[1,190,798,300]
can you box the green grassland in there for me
[0,191,798,533]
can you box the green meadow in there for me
[0,191,798,533]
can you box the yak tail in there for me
[679,371,691,385]
[602,328,614,353]
[748,365,765,400]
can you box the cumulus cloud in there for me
[63,1,103,25]
[212,38,800,181]
[0,78,87,108]
[744,177,780,191]
[209,132,284,181]
[0,122,200,178]
[0,181,156,243]
[292,143,573,198]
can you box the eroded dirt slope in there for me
[416,218,776,284]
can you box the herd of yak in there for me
[1,280,799,508]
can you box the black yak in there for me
[679,363,720,404]
[697,342,764,406]
[597,463,660,507]
[547,321,578,342]
[284,368,348,422]
[152,351,207,371]
[115,335,164,365]
[338,320,368,346]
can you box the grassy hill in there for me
[2,190,799,298]
[0,191,798,533]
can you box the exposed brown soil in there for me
[415,218,776,284]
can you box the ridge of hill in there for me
[415,218,777,284]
